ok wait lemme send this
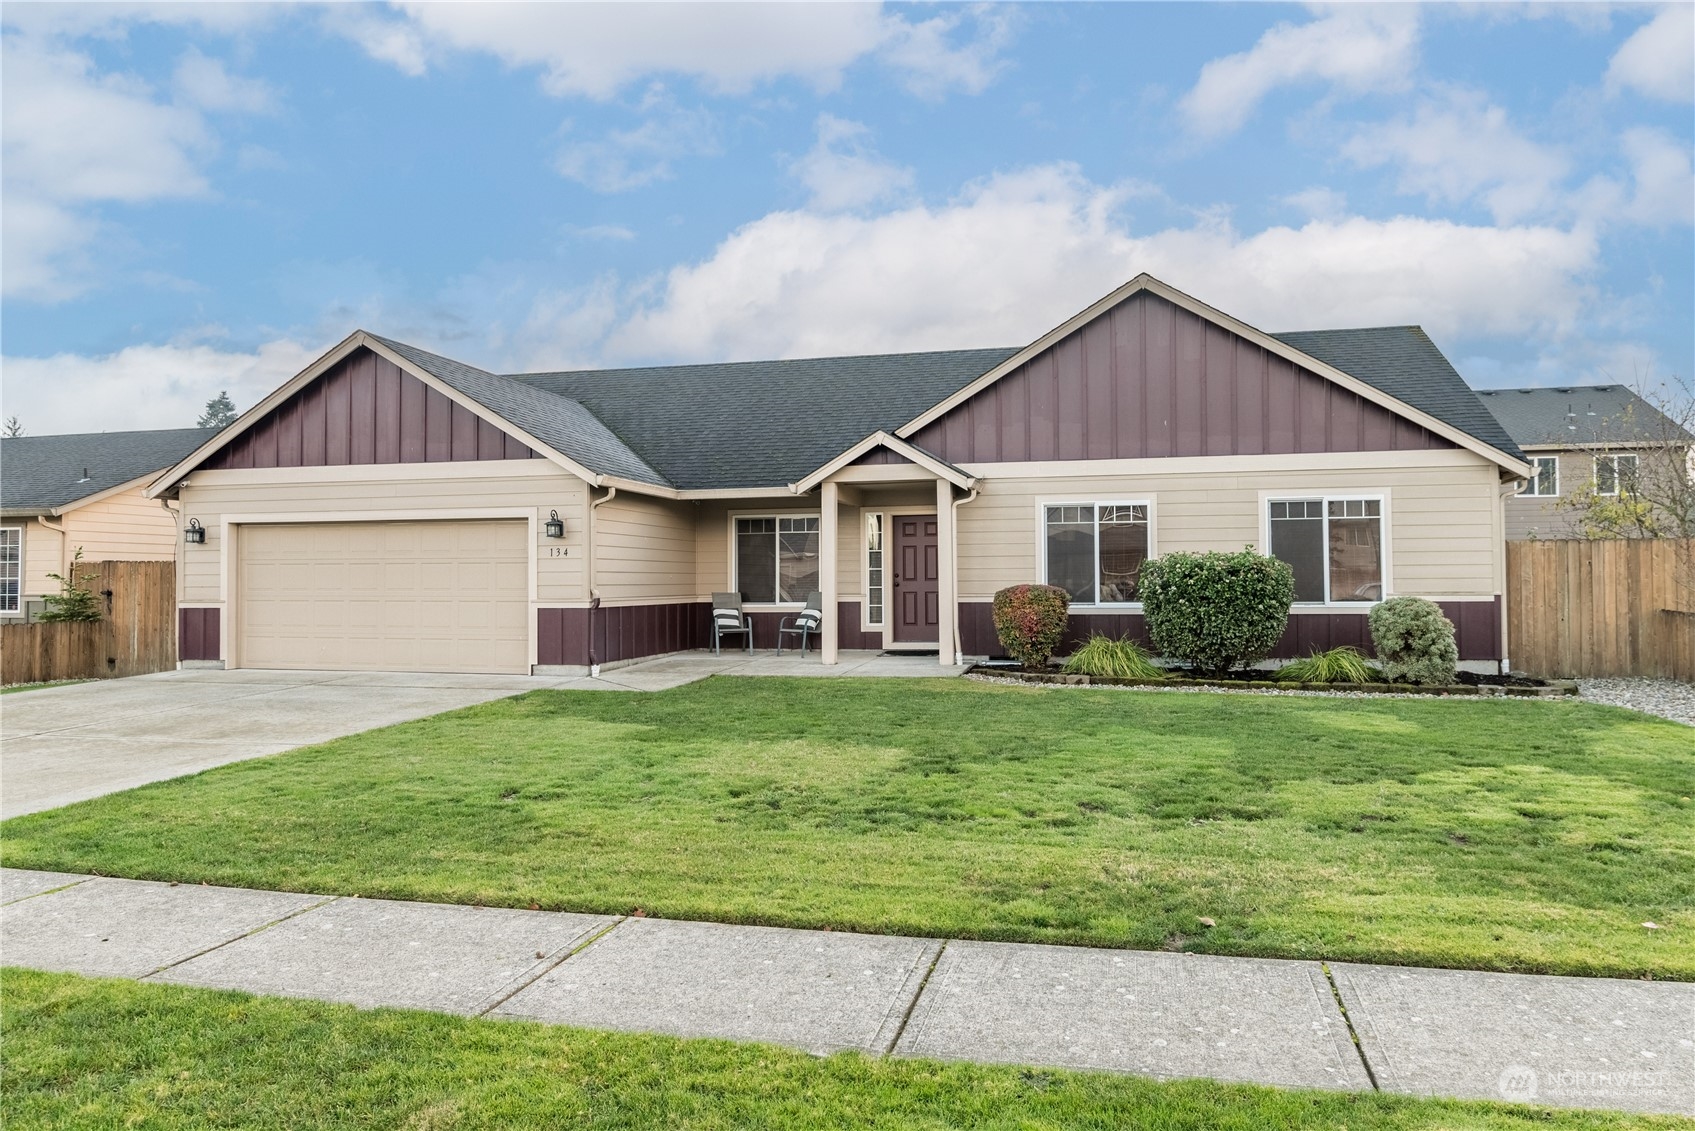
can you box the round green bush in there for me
[992,584,1071,670]
[1368,596,1458,685]
[1138,550,1294,675]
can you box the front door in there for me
[892,515,939,643]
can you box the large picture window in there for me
[864,513,885,626]
[1268,497,1383,603]
[735,515,820,604]
[1594,453,1638,496]
[1519,456,1559,497]
[0,527,18,615]
[1043,503,1150,604]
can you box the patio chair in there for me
[711,592,753,656]
[776,590,824,657]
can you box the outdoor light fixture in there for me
[544,509,565,539]
[184,518,206,544]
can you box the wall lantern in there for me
[544,509,565,539]
[184,518,206,544]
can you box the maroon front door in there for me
[892,515,939,643]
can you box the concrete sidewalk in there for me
[2,869,1687,1116]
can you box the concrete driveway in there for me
[0,669,569,820]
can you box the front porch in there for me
[557,649,969,692]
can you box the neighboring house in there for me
[1,428,216,621]
[1476,385,1693,540]
[147,274,1530,676]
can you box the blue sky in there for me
[2,2,1690,433]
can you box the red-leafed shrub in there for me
[992,584,1071,670]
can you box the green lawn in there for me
[3,678,1691,978]
[2,969,1676,1130]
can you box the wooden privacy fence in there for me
[0,560,177,685]
[1507,539,1694,680]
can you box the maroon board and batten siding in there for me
[536,602,884,666]
[956,598,1503,663]
[909,292,1453,463]
[178,607,221,661]
[204,347,539,470]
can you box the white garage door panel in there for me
[238,520,529,674]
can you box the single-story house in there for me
[147,274,1532,675]
[1,427,216,621]
[1477,384,1693,540]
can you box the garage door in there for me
[238,521,529,674]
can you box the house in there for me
[1477,385,1693,540]
[1,428,216,621]
[146,274,1531,676]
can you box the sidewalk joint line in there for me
[0,877,94,906]
[882,939,947,1057]
[474,916,628,1019]
[1320,962,1380,1091]
[138,894,341,980]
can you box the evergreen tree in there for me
[2,416,22,437]
[40,547,103,622]
[198,392,238,429]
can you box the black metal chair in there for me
[776,590,824,657]
[711,592,753,655]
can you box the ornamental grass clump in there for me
[1274,645,1377,684]
[1368,596,1458,685]
[1138,549,1293,676]
[1061,635,1165,680]
[992,584,1070,670]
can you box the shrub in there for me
[38,547,102,623]
[992,584,1071,670]
[1139,549,1294,675]
[1275,646,1377,684]
[1369,597,1458,685]
[1062,635,1165,680]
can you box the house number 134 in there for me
[546,547,569,557]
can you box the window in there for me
[1594,453,1638,496]
[1519,456,1559,497]
[1268,497,1383,603]
[735,516,820,603]
[0,527,18,614]
[1043,503,1150,604]
[864,513,885,626]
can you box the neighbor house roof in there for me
[1473,384,1692,448]
[2,427,217,516]
[1270,327,1527,463]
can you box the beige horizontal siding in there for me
[594,493,696,602]
[60,487,178,562]
[1505,450,1590,540]
[20,518,62,598]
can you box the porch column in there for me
[820,479,839,665]
[935,476,956,667]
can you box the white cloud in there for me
[173,47,275,113]
[0,336,318,434]
[1577,127,1695,227]
[788,115,914,212]
[1283,186,1349,221]
[1605,4,1694,102]
[602,163,1599,365]
[1342,88,1570,223]
[555,86,719,192]
[335,2,1012,100]
[1180,6,1420,138]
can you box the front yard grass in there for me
[3,678,1691,978]
[1,969,1676,1130]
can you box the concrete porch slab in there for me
[893,941,1370,1093]
[0,876,325,978]
[156,897,617,1015]
[492,917,943,1056]
[1331,962,1695,1116]
[1,868,93,905]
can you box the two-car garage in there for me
[235,520,530,675]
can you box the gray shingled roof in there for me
[369,335,670,487]
[1271,326,1527,463]
[1474,384,1693,448]
[2,427,217,514]
[508,349,1019,491]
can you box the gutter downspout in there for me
[587,486,617,676]
[950,486,980,666]
[37,513,68,583]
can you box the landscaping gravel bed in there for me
[1578,678,1695,727]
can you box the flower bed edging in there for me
[968,666,1579,698]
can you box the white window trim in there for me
[0,525,21,616]
[1519,456,1560,498]
[728,510,822,610]
[1035,498,1157,609]
[1593,453,1638,496]
[1258,490,1392,609]
[861,510,885,631]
